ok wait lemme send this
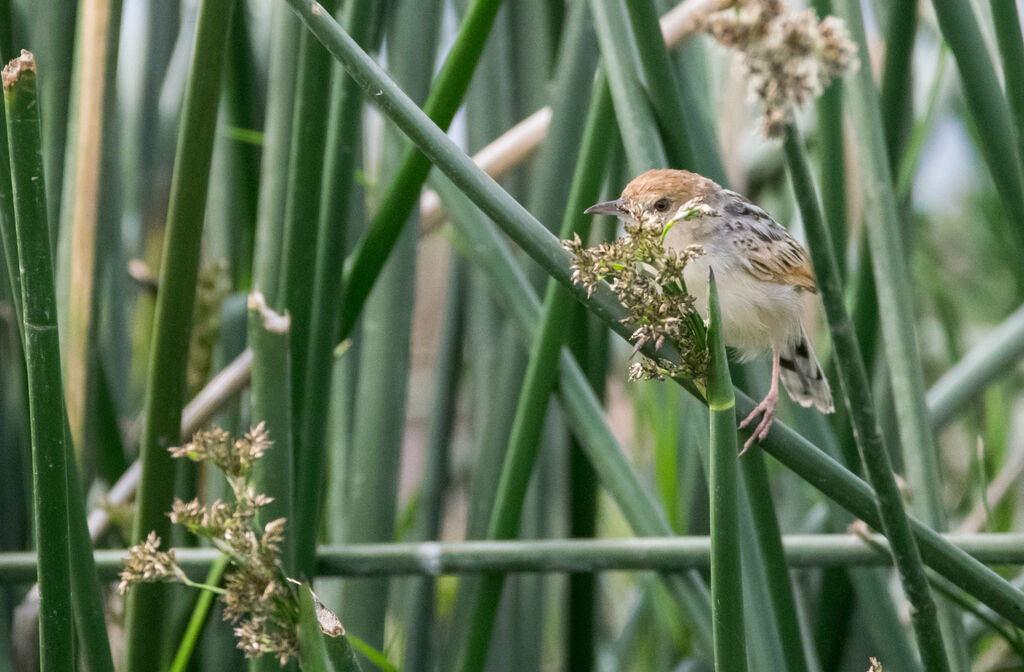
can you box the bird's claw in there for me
[738,395,777,455]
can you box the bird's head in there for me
[584,169,714,228]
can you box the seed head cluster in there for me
[564,201,711,384]
[696,0,858,138]
[119,423,310,666]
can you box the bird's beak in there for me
[584,199,624,217]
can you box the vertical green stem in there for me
[809,0,848,279]
[782,123,950,672]
[36,0,76,238]
[278,0,338,454]
[248,292,295,573]
[739,452,809,672]
[123,1,234,668]
[0,71,20,327]
[297,0,380,578]
[251,2,299,307]
[706,271,746,672]
[3,50,72,672]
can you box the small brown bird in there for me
[586,168,834,451]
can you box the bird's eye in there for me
[653,198,670,212]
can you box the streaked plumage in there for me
[586,168,834,451]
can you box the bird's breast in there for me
[681,250,804,358]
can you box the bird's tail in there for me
[779,326,834,414]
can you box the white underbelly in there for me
[682,254,804,358]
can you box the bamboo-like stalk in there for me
[282,0,1024,629]
[782,123,950,671]
[835,0,942,538]
[10,532,1024,582]
[707,271,747,672]
[928,0,1024,248]
[928,304,1024,429]
[123,1,234,668]
[250,3,299,307]
[3,50,73,672]
[248,292,294,573]
[455,67,615,672]
[218,5,260,288]
[335,0,504,340]
[277,0,338,456]
[296,0,380,578]
[835,1,970,662]
[523,0,598,230]
[61,427,117,672]
[739,451,810,672]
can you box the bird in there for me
[585,168,834,452]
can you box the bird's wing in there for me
[719,191,818,291]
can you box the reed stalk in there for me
[123,1,234,667]
[3,50,72,671]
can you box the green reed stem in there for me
[123,1,234,668]
[707,272,747,672]
[248,293,295,573]
[929,0,1024,249]
[168,554,229,672]
[783,123,950,672]
[3,50,72,672]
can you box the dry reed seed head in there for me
[117,532,183,594]
[133,423,301,665]
[696,0,858,138]
[566,208,710,384]
[169,422,273,477]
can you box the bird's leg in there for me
[738,350,780,455]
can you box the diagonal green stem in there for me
[335,0,504,340]
[783,123,950,672]
[928,0,1024,249]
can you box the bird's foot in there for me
[738,390,778,455]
